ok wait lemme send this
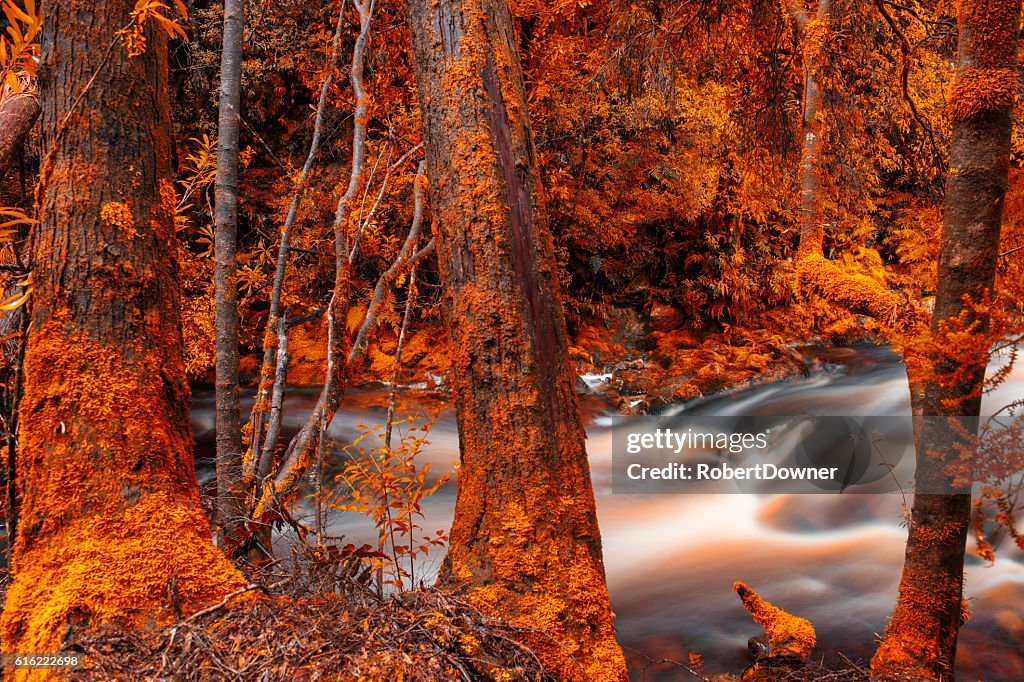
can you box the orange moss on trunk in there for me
[872,559,971,679]
[871,0,1021,679]
[946,68,1016,122]
[458,501,627,680]
[404,0,627,678]
[4,491,246,655]
[1,0,245,662]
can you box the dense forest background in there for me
[133,0,1015,396]
[0,0,1023,680]
[0,0,1017,400]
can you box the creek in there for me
[192,345,1024,680]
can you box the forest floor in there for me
[48,553,557,681]
[0,555,873,681]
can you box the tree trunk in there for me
[404,2,627,678]
[213,0,246,553]
[0,2,246,653]
[785,0,832,258]
[871,0,1021,679]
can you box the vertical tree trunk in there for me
[0,2,246,653]
[213,0,246,551]
[404,2,627,679]
[871,0,1021,679]
[785,0,832,258]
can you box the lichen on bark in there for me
[1,0,246,660]
[404,0,627,678]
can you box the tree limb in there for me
[349,160,429,364]
[735,581,815,660]
[243,1,349,490]
[0,93,39,170]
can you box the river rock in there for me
[646,373,698,413]
[613,367,653,396]
[648,301,683,331]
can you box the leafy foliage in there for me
[118,0,188,57]
[329,417,450,593]
[0,0,39,93]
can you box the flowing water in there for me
[192,345,1024,680]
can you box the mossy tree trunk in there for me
[404,1,627,679]
[0,1,246,654]
[871,0,1021,679]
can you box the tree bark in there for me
[213,0,246,552]
[404,1,627,678]
[871,0,1021,679]
[0,2,245,653]
[785,0,832,257]
[0,93,39,170]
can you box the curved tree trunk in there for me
[213,0,247,553]
[871,0,1021,679]
[0,93,39,171]
[0,2,246,653]
[404,1,627,679]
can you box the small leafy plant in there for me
[330,415,450,593]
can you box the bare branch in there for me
[254,0,376,520]
[349,143,424,265]
[350,160,429,364]
[873,0,946,173]
[257,311,290,487]
[243,1,349,490]
[384,265,419,450]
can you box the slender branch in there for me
[407,238,436,268]
[349,142,424,265]
[384,265,418,451]
[243,1,349,491]
[286,306,327,329]
[999,243,1024,259]
[353,142,390,247]
[315,405,327,544]
[349,160,428,363]
[239,114,289,172]
[253,0,375,520]
[873,0,946,173]
[256,311,290,487]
